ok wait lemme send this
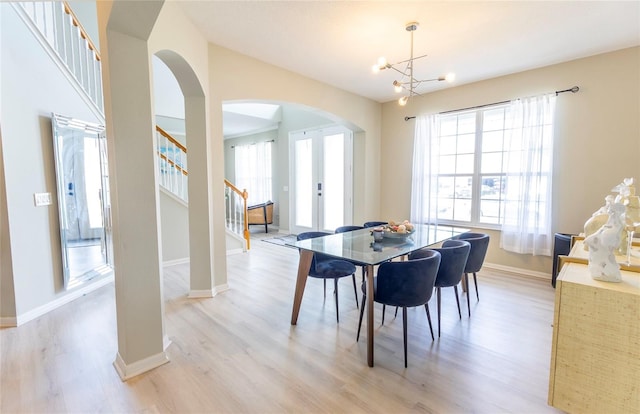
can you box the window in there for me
[234,141,273,205]
[430,106,512,228]
[411,94,556,255]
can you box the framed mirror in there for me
[51,113,112,289]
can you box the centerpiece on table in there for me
[371,220,415,241]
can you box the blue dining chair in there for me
[455,232,490,301]
[363,221,388,228]
[296,232,359,323]
[335,225,365,233]
[411,239,470,337]
[356,250,441,367]
[335,225,366,281]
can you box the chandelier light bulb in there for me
[377,57,387,68]
[393,80,403,93]
[398,96,409,106]
[372,64,380,73]
[445,73,456,82]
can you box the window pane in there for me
[457,113,476,134]
[483,107,506,131]
[454,176,472,199]
[440,117,458,136]
[438,176,455,197]
[439,155,456,174]
[437,198,454,220]
[457,133,475,154]
[482,130,504,152]
[439,136,457,155]
[480,199,501,224]
[453,198,471,221]
[456,154,474,174]
[481,152,503,174]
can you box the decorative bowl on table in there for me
[378,220,415,240]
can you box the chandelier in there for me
[372,22,455,106]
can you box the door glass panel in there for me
[294,138,313,228]
[322,133,344,230]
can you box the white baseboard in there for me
[113,349,170,381]
[483,262,551,280]
[188,283,230,298]
[163,258,190,267]
[227,247,245,256]
[15,274,114,326]
[188,289,213,298]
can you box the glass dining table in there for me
[289,224,469,367]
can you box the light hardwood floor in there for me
[1,233,562,413]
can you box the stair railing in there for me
[156,126,188,202]
[224,179,250,250]
[12,1,103,119]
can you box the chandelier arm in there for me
[393,54,429,66]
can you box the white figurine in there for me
[583,202,625,282]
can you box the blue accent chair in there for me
[296,232,358,323]
[412,239,470,337]
[356,250,441,367]
[455,232,490,301]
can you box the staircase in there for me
[14,1,251,250]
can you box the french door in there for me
[289,126,353,234]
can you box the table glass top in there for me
[290,224,469,265]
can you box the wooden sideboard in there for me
[548,240,640,413]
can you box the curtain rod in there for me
[404,86,580,121]
[231,139,275,149]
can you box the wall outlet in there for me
[34,192,52,206]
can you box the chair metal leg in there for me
[402,307,408,368]
[351,274,359,309]
[437,287,442,338]
[382,304,386,325]
[356,293,366,342]
[464,274,471,317]
[473,272,479,300]
[424,304,434,341]
[453,285,461,319]
[323,279,326,299]
[395,307,399,317]
[334,278,340,323]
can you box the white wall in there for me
[380,46,640,275]
[159,190,189,262]
[0,4,106,317]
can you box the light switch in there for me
[34,192,52,206]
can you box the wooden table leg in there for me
[366,264,375,367]
[291,250,313,325]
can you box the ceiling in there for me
[178,1,640,105]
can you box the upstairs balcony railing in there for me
[13,1,103,118]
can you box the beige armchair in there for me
[247,201,274,233]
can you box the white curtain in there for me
[410,113,440,225]
[500,94,556,256]
[234,141,273,206]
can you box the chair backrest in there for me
[375,250,441,307]
[456,233,490,273]
[363,221,388,228]
[296,231,333,267]
[421,239,471,288]
[335,225,364,233]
